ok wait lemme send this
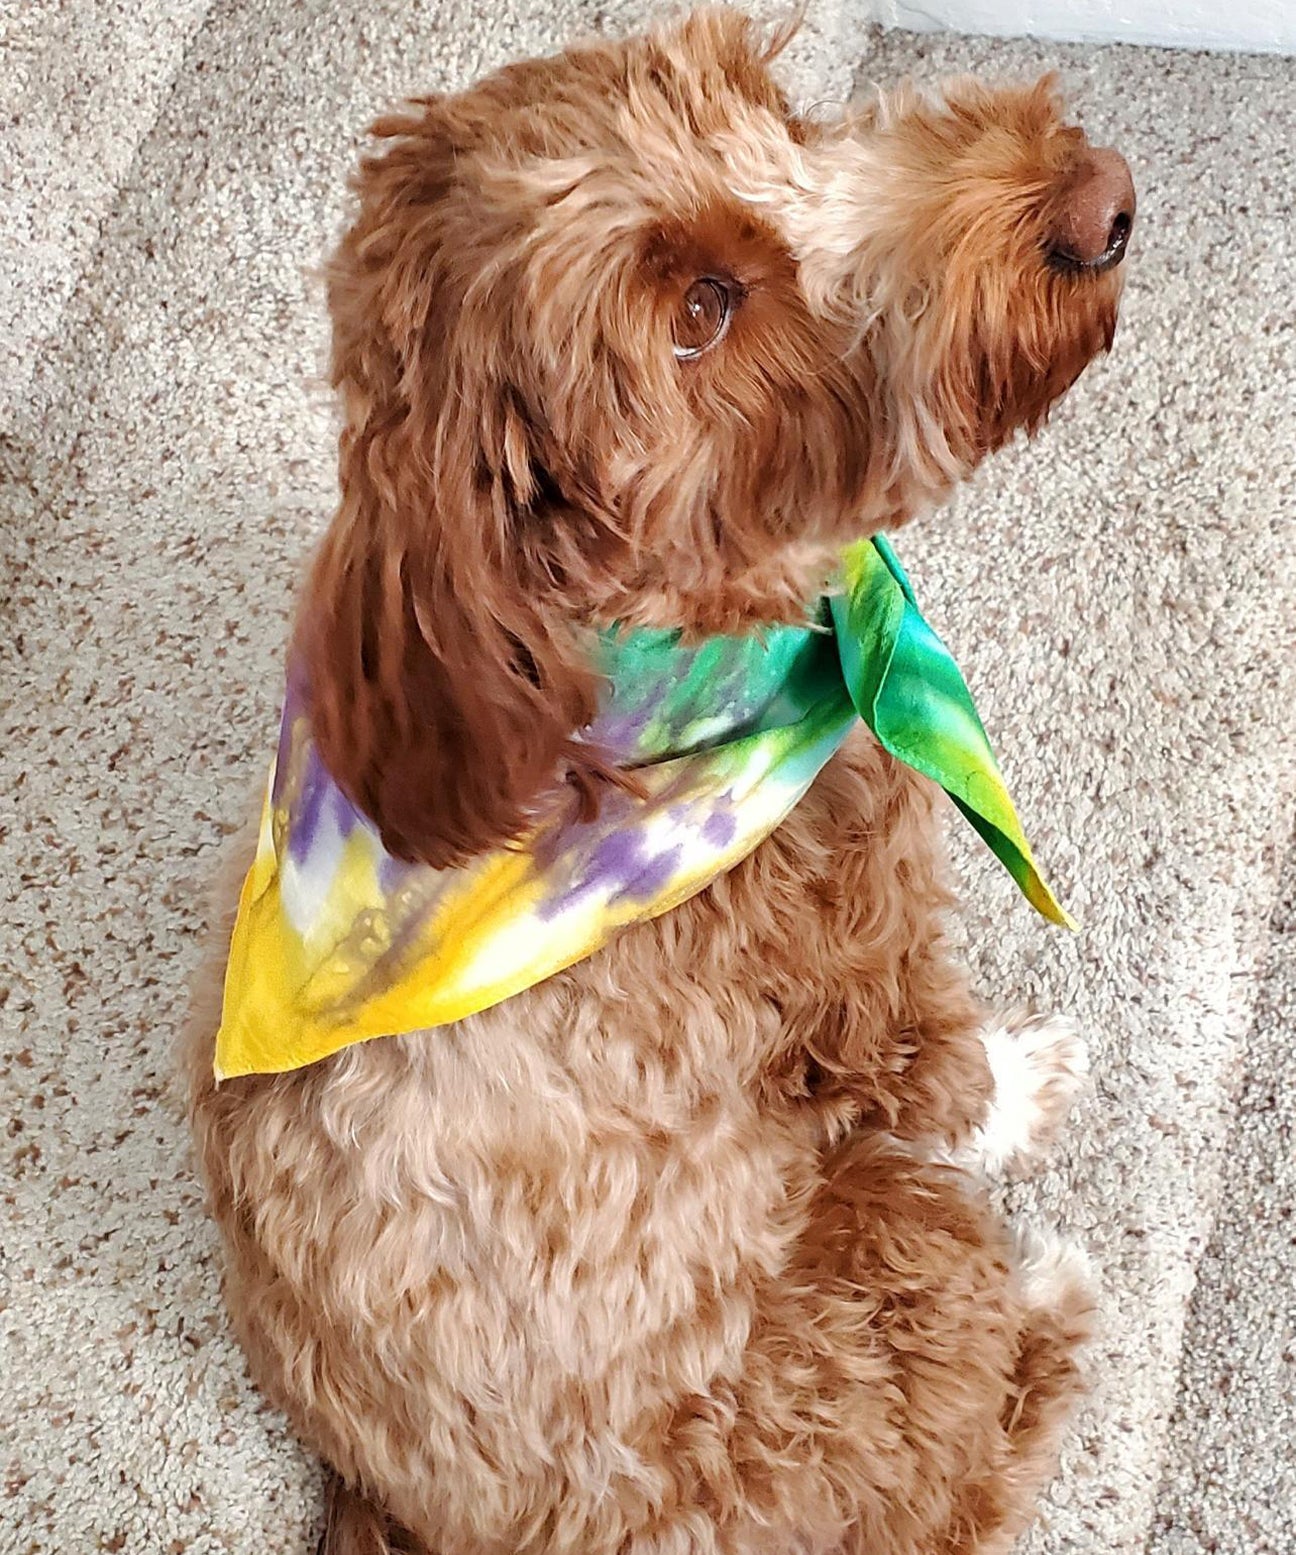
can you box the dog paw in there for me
[1012,1227,1098,1346]
[969,1009,1089,1176]
[1014,1226,1092,1303]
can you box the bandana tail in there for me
[834,536,1076,930]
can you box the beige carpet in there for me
[1,3,1293,1551]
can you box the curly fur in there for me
[187,10,1127,1553]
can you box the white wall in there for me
[870,0,1296,53]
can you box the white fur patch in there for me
[1013,1226,1095,1314]
[969,1011,1089,1175]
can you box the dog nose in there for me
[1047,146,1136,273]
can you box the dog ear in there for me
[295,106,601,869]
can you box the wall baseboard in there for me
[870,0,1296,54]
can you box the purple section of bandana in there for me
[586,683,667,762]
[273,678,305,800]
[377,846,416,896]
[285,743,367,868]
[287,746,333,862]
[611,840,683,907]
[537,815,684,921]
[701,810,737,850]
[272,665,389,874]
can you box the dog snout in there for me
[1046,146,1136,274]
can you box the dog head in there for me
[301,6,1134,867]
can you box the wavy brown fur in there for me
[189,9,1124,1554]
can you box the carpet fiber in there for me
[1,4,1293,1551]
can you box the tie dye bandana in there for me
[215,536,1072,1080]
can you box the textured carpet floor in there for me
[1,4,1293,1552]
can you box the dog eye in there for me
[672,278,734,359]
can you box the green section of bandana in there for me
[830,536,1074,927]
[597,532,1072,927]
[593,614,856,777]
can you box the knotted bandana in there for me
[215,536,1071,1080]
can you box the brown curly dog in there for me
[187,9,1134,1553]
